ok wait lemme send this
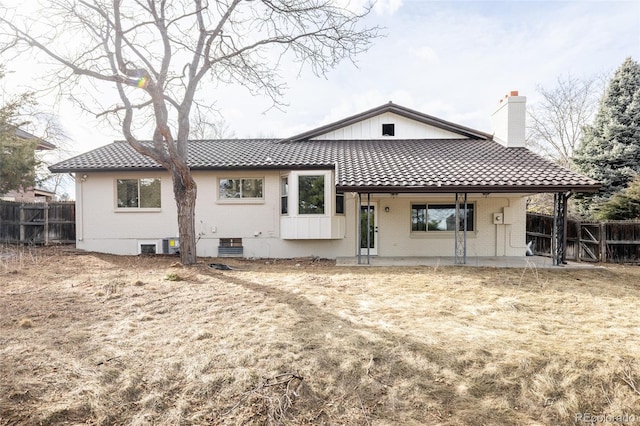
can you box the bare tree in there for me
[190,105,236,139]
[0,0,379,264]
[527,75,602,167]
[32,113,74,199]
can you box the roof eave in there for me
[49,163,337,173]
[336,184,602,194]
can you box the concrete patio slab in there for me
[336,255,600,269]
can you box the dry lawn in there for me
[1,246,639,425]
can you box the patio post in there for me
[357,193,361,265]
[367,192,371,265]
[455,192,468,264]
[552,192,570,265]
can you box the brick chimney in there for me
[491,91,526,148]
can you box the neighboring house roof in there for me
[50,138,600,193]
[281,102,493,142]
[15,127,56,150]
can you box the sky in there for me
[1,0,639,195]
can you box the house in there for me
[49,92,599,263]
[1,128,57,202]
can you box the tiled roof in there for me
[50,139,600,192]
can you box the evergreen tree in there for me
[0,72,38,194]
[594,175,640,220]
[572,57,640,218]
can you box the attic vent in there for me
[382,123,395,136]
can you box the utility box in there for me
[492,212,504,225]
[502,206,514,224]
[162,238,180,255]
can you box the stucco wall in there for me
[75,171,529,258]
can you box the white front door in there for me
[360,202,378,256]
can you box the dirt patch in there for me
[1,246,639,425]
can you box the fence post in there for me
[575,220,581,262]
[44,202,49,245]
[600,222,606,263]
[19,203,25,243]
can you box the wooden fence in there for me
[526,213,640,263]
[0,200,75,245]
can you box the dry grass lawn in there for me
[1,246,639,425]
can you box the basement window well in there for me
[382,123,395,136]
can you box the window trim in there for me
[217,177,265,204]
[281,175,289,215]
[335,191,345,215]
[114,177,162,211]
[410,202,475,233]
[382,123,395,136]
[297,174,326,215]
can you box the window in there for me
[336,191,344,214]
[382,123,395,136]
[298,175,324,214]
[219,178,263,199]
[281,176,288,214]
[139,244,157,254]
[117,178,161,208]
[411,203,474,232]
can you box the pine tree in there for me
[572,57,640,218]
[0,70,38,195]
[594,175,640,220]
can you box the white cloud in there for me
[374,0,403,16]
[332,0,403,16]
[411,45,440,65]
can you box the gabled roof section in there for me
[15,127,56,150]
[280,102,493,142]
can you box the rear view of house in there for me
[50,93,599,263]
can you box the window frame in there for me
[298,174,325,215]
[410,202,475,233]
[382,123,395,136]
[217,177,265,203]
[115,177,162,211]
[335,191,345,215]
[281,175,289,215]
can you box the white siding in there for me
[311,112,467,140]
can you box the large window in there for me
[219,178,263,199]
[117,178,161,208]
[298,175,325,214]
[411,203,474,232]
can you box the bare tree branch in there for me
[527,74,604,167]
[0,0,380,264]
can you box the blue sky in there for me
[2,0,639,156]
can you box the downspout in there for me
[76,173,85,242]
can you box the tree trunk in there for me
[173,169,197,265]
